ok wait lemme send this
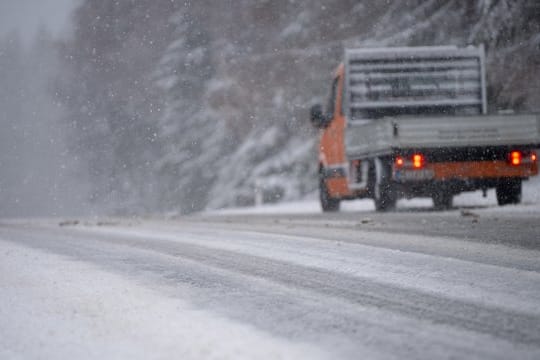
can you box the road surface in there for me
[1,204,540,359]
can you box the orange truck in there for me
[310,45,539,211]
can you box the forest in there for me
[1,0,539,215]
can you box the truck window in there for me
[326,77,339,118]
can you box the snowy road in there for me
[1,206,540,359]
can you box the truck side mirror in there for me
[310,104,327,128]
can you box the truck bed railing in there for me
[344,46,487,121]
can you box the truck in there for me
[310,45,540,211]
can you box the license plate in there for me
[395,169,435,181]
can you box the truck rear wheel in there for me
[319,175,340,212]
[496,178,521,206]
[432,192,453,210]
[373,159,397,212]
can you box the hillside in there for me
[57,0,540,213]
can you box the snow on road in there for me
[211,175,540,216]
[87,222,540,317]
[1,186,540,360]
[0,240,328,360]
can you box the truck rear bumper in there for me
[430,160,538,180]
[393,160,537,196]
[395,160,537,182]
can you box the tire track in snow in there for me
[1,221,540,359]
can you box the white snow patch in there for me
[84,223,540,318]
[210,175,540,215]
[0,240,329,360]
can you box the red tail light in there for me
[395,156,404,168]
[532,152,537,162]
[509,151,522,166]
[412,154,425,169]
[394,154,426,169]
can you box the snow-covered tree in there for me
[58,0,540,213]
[57,0,176,212]
[0,32,25,215]
[154,4,229,213]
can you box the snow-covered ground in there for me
[1,176,539,359]
[0,240,327,360]
[1,204,540,359]
[211,175,540,216]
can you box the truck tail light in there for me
[532,152,537,162]
[508,151,522,166]
[395,156,404,168]
[412,154,425,169]
[394,154,426,169]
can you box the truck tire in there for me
[319,174,340,212]
[496,178,521,206]
[373,158,397,212]
[432,191,453,210]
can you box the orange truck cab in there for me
[310,46,539,211]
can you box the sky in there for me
[0,0,80,44]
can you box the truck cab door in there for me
[319,71,349,197]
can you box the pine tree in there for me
[57,0,175,212]
[154,3,227,213]
[0,32,25,216]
